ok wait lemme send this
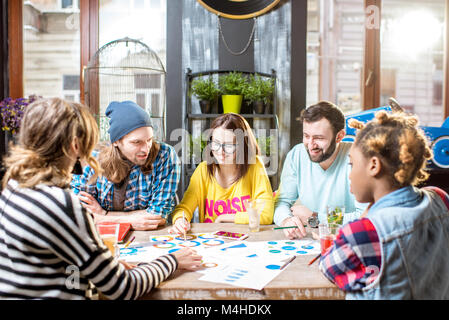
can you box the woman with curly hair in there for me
[0,98,201,299]
[319,110,449,299]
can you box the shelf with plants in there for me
[182,69,279,192]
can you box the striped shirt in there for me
[70,142,180,219]
[0,180,178,300]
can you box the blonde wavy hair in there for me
[2,98,101,189]
[349,111,432,188]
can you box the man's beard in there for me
[306,138,337,163]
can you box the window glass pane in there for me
[381,0,445,126]
[23,0,80,100]
[61,0,74,9]
[307,0,364,114]
[99,0,166,67]
[63,75,80,90]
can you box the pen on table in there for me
[280,255,296,270]
[124,236,136,248]
[273,225,307,230]
[308,253,321,266]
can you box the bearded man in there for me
[71,100,180,230]
[274,101,367,239]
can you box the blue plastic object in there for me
[344,107,449,169]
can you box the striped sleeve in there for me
[64,190,179,299]
[318,218,381,291]
[0,184,178,300]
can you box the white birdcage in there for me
[84,37,166,141]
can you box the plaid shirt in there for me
[70,142,180,219]
[319,186,449,292]
[319,218,382,291]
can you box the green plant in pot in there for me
[261,77,275,114]
[219,71,247,114]
[245,75,274,114]
[191,77,220,114]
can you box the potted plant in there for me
[244,75,274,114]
[260,77,275,114]
[0,95,39,144]
[191,76,220,114]
[218,71,247,114]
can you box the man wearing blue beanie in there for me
[71,100,180,230]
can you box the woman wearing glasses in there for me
[169,113,274,234]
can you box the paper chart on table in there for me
[118,234,320,290]
[118,232,223,263]
[197,259,285,291]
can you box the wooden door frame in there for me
[80,0,99,113]
[8,0,22,99]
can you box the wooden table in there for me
[127,223,345,300]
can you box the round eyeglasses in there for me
[210,140,237,154]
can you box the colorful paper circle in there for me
[198,233,216,239]
[154,242,176,249]
[179,240,201,247]
[281,246,296,250]
[150,235,173,242]
[269,249,281,253]
[201,262,218,268]
[202,239,225,246]
[175,234,197,241]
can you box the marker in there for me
[280,255,296,270]
[182,211,187,241]
[124,236,135,248]
[273,225,307,230]
[308,253,321,266]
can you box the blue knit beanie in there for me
[105,101,153,143]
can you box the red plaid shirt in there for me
[319,186,449,292]
[319,218,381,291]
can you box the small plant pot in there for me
[241,100,253,114]
[199,100,212,114]
[222,95,243,114]
[253,100,265,114]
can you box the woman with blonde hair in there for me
[0,98,201,299]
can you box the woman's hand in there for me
[119,260,138,270]
[168,216,191,235]
[78,191,106,215]
[172,248,203,271]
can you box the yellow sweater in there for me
[172,157,274,225]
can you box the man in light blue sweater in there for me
[274,101,367,239]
